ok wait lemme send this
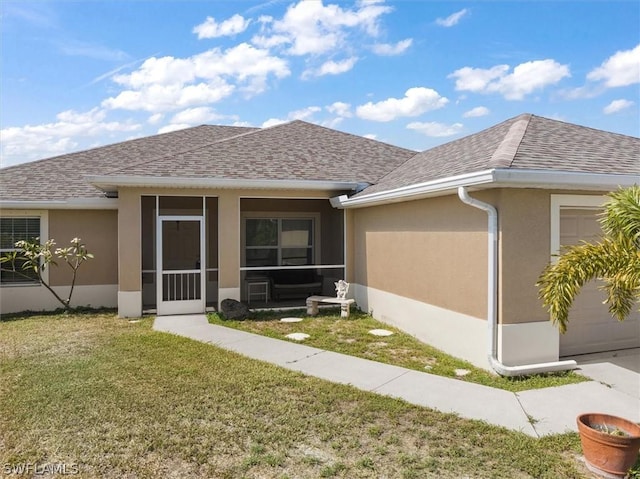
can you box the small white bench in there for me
[306,295,355,318]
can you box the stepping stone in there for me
[455,368,471,377]
[369,329,394,337]
[280,317,303,323]
[286,333,310,341]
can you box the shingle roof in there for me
[357,114,640,197]
[2,114,638,203]
[0,125,257,201]
[104,120,416,184]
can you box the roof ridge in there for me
[286,119,418,154]
[102,125,263,176]
[486,113,531,168]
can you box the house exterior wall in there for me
[350,193,491,368]
[494,188,551,325]
[349,188,614,369]
[49,210,118,286]
[1,209,118,314]
[352,193,489,318]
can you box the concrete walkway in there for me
[153,315,640,438]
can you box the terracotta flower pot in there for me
[577,413,640,478]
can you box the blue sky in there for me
[1,0,639,167]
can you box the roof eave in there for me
[0,198,118,210]
[86,175,361,193]
[331,169,639,209]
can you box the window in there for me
[0,217,40,284]
[245,218,314,267]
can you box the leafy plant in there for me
[537,185,640,333]
[0,237,94,311]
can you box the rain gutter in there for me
[457,186,576,376]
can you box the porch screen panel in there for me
[281,219,312,266]
[244,218,314,267]
[161,220,201,301]
[246,219,278,266]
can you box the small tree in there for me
[537,185,640,333]
[0,237,94,311]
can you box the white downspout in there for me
[457,187,577,377]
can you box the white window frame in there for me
[0,210,49,286]
[550,194,606,259]
[241,212,321,269]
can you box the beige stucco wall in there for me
[494,189,551,325]
[118,189,142,292]
[495,188,612,325]
[351,193,490,320]
[48,210,118,286]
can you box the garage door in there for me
[559,209,640,356]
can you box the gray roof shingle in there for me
[0,125,257,201]
[2,113,638,203]
[104,120,416,184]
[357,114,640,197]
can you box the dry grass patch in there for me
[0,311,593,478]
[209,309,587,392]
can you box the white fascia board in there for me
[0,198,118,210]
[86,175,360,192]
[491,169,639,189]
[332,170,497,209]
[333,169,639,209]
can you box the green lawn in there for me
[208,309,587,393]
[0,311,591,478]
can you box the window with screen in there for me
[0,217,41,284]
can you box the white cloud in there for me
[449,60,570,100]
[325,118,346,128]
[603,99,635,114]
[436,9,468,27]
[103,44,290,112]
[0,108,141,166]
[303,57,358,79]
[289,106,322,121]
[170,107,223,125]
[148,113,164,124]
[157,123,191,134]
[363,133,378,140]
[261,106,322,128]
[326,101,352,117]
[587,44,640,87]
[449,65,509,92]
[193,14,250,39]
[407,121,464,137]
[262,118,288,128]
[254,0,393,56]
[103,80,235,112]
[371,38,412,56]
[463,106,490,118]
[356,87,448,122]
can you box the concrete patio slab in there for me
[517,381,640,436]
[568,348,640,400]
